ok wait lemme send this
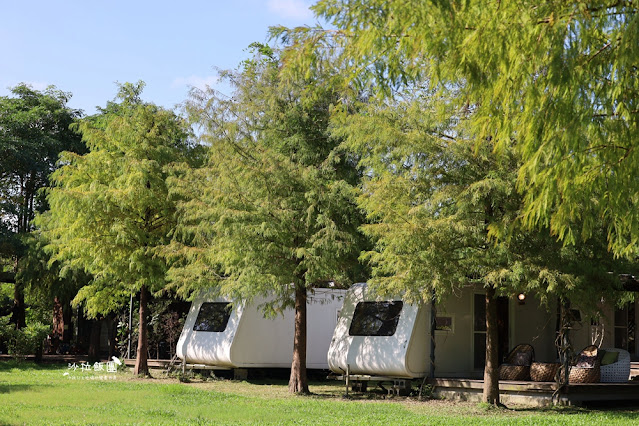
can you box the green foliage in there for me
[17,231,89,322]
[0,83,85,328]
[332,93,632,311]
[0,315,50,359]
[115,296,186,359]
[0,283,12,315]
[1,362,639,423]
[279,8,636,402]
[0,83,84,271]
[39,82,192,317]
[169,46,367,306]
[0,84,84,237]
[291,0,639,259]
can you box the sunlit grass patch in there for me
[1,360,639,425]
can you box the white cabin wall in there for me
[231,301,294,367]
[327,284,428,378]
[406,303,430,376]
[510,297,639,360]
[434,291,474,378]
[589,304,615,350]
[176,296,236,366]
[510,295,558,363]
[306,289,346,368]
[434,291,560,377]
[568,315,592,353]
[176,299,204,361]
[180,290,346,369]
[584,299,638,354]
[565,302,614,353]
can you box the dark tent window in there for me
[193,302,232,332]
[349,301,403,336]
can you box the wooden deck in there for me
[122,358,174,369]
[429,377,639,406]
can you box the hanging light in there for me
[517,293,526,305]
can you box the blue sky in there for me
[1,0,318,115]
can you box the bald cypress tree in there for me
[40,82,191,375]
[331,94,630,404]
[170,45,366,393]
[274,1,639,403]
[277,0,639,258]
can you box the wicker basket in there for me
[530,362,560,382]
[568,344,601,383]
[569,362,601,383]
[499,364,531,381]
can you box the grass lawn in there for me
[1,360,639,425]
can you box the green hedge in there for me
[0,316,50,359]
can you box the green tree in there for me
[273,1,639,403]
[0,84,84,328]
[18,231,90,345]
[278,0,639,258]
[331,94,630,404]
[40,82,191,375]
[171,45,366,393]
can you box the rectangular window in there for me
[349,301,403,336]
[473,294,509,369]
[615,303,636,355]
[473,294,486,369]
[435,316,454,332]
[474,332,487,369]
[193,302,232,332]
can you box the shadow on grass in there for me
[132,370,639,415]
[0,384,34,394]
[583,400,639,410]
[199,375,410,401]
[498,403,639,417]
[0,359,65,372]
[496,405,587,414]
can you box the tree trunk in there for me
[53,296,64,338]
[62,300,73,343]
[134,286,150,376]
[50,296,64,354]
[12,281,26,329]
[106,315,117,360]
[288,283,309,394]
[34,338,43,363]
[559,300,571,384]
[88,318,102,363]
[483,286,500,405]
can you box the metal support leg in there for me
[345,364,350,397]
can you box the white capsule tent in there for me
[327,283,431,378]
[176,288,346,369]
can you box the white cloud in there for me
[267,0,313,21]
[171,75,219,91]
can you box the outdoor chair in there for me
[499,343,535,381]
[600,348,631,383]
[569,345,600,383]
[530,361,561,382]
